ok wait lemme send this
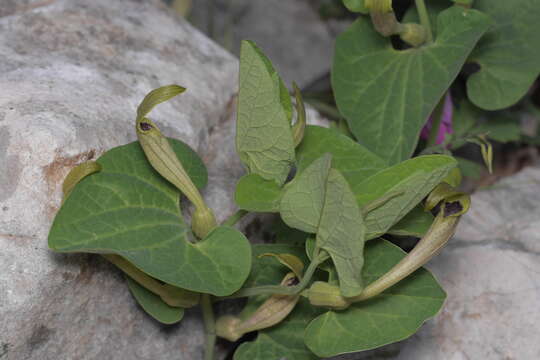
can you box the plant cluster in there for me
[48,0,540,358]
[332,0,540,177]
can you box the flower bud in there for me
[400,23,427,47]
[307,281,351,310]
[216,315,243,342]
[191,206,218,239]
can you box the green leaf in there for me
[237,40,296,185]
[333,6,491,164]
[304,239,446,357]
[467,0,540,110]
[281,154,366,296]
[342,0,368,13]
[388,205,434,237]
[272,218,310,246]
[235,174,282,212]
[48,140,251,296]
[280,154,332,233]
[296,126,386,185]
[451,98,482,138]
[317,169,365,297]
[353,155,457,239]
[475,116,522,143]
[456,156,482,179]
[126,277,184,325]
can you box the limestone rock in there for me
[189,0,334,87]
[0,0,238,359]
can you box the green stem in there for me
[201,294,216,360]
[415,0,433,42]
[426,94,447,148]
[224,251,327,299]
[222,209,248,227]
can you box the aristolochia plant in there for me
[49,40,473,360]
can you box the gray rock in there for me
[189,0,334,87]
[0,0,238,359]
[334,164,540,359]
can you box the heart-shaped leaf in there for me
[235,173,282,212]
[296,126,386,186]
[237,40,295,185]
[126,277,184,325]
[333,6,491,164]
[304,239,446,357]
[467,0,540,110]
[353,155,457,239]
[48,140,251,296]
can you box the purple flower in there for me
[421,93,453,145]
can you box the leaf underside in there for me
[236,40,295,185]
[353,155,457,239]
[235,173,282,212]
[316,169,365,298]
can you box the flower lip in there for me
[140,122,153,131]
[444,201,463,217]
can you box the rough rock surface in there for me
[0,0,238,359]
[334,164,540,359]
[189,0,334,87]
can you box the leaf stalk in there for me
[201,294,216,360]
[415,0,433,42]
[223,251,328,299]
